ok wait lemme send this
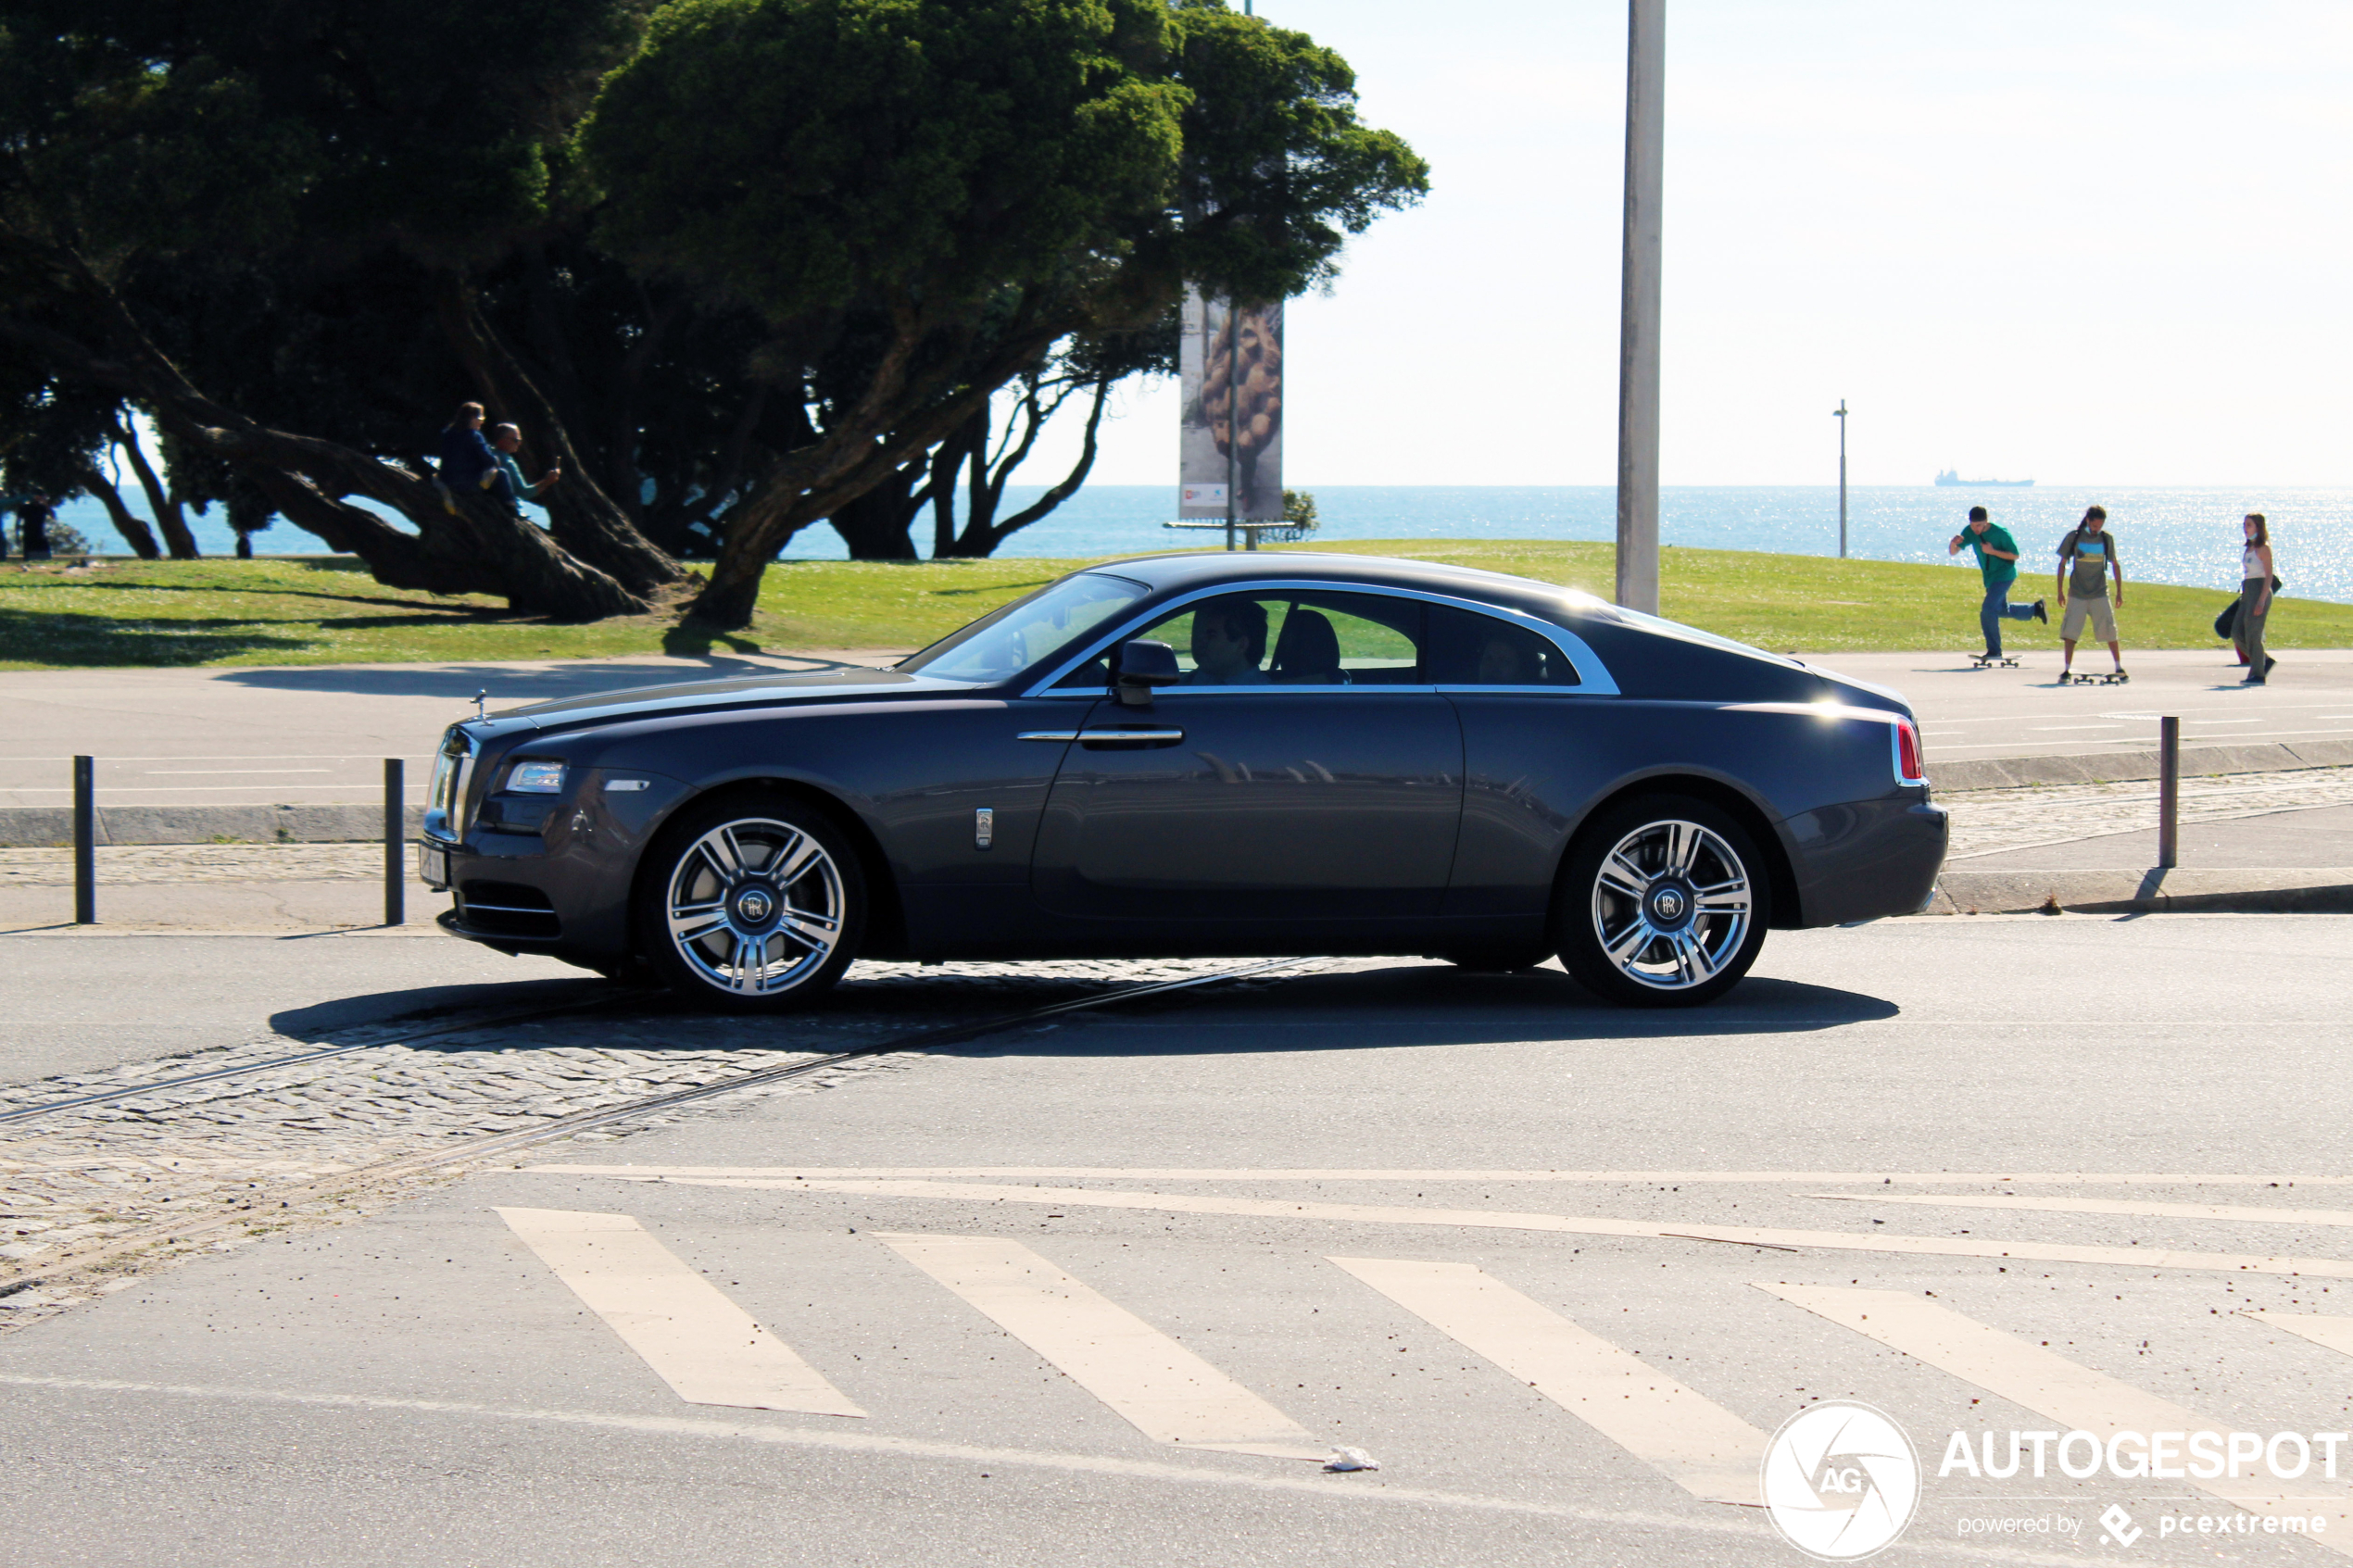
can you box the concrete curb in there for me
[1930,867,2353,916]
[1931,739,2353,792]
[0,804,423,847]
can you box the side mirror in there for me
[1114,639,1182,706]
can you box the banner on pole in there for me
[1178,289,1284,520]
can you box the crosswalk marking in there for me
[1329,1257,1764,1505]
[610,1175,2353,1281]
[2247,1312,2353,1358]
[1810,1192,2353,1228]
[1760,1285,2353,1554]
[878,1234,1326,1461]
[494,1206,864,1417]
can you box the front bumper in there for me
[420,767,691,966]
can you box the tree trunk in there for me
[436,275,685,598]
[1,268,652,621]
[250,469,646,621]
[941,371,1112,558]
[113,418,200,558]
[685,293,1083,628]
[829,465,924,560]
[72,463,162,558]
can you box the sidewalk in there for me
[2,650,2347,922]
[1931,799,2353,916]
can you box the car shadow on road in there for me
[263,962,1895,1060]
[958,962,1899,1059]
[266,975,622,1045]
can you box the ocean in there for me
[36,484,2347,603]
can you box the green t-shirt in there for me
[1962,524,2019,587]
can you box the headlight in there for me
[506,759,567,794]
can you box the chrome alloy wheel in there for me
[662,817,845,997]
[1588,818,1754,993]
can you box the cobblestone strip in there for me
[0,958,1276,1327]
[1941,765,2353,859]
[0,843,393,886]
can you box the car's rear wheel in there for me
[1556,796,1768,1008]
[635,796,863,1010]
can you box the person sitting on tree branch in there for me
[434,402,501,510]
[490,423,561,517]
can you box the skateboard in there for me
[1968,653,2021,670]
[2057,670,2129,685]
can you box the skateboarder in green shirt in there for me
[1947,506,2045,664]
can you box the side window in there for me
[1426,606,1580,686]
[1058,592,1426,689]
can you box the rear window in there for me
[1425,606,1581,686]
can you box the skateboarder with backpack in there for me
[1947,506,2045,666]
[2055,506,2128,684]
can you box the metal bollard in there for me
[73,755,95,924]
[2158,715,2179,869]
[384,758,406,926]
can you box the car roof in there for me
[1081,550,1616,619]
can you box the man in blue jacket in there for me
[436,403,501,505]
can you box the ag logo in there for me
[1761,1402,1921,1560]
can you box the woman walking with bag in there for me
[2237,513,2275,684]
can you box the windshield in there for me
[897,571,1151,684]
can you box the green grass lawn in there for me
[1,542,2340,670]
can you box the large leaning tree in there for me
[0,0,686,619]
[581,0,1426,627]
[0,0,1422,626]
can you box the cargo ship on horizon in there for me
[1934,469,2033,487]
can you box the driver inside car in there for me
[1186,598,1271,684]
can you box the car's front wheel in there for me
[635,796,863,1010]
[1556,796,1768,1007]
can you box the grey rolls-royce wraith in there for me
[418,552,1946,1009]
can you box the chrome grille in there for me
[428,727,478,836]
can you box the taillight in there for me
[1894,718,1927,785]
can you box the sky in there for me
[1025,1,2353,490]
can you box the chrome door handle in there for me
[1076,728,1186,746]
[1016,731,1081,742]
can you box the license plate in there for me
[417,845,449,887]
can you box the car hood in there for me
[489,667,973,731]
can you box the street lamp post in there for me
[1614,0,1665,616]
[1833,399,1848,559]
[1225,0,1255,552]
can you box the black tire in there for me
[633,793,865,1011]
[1554,795,1769,1008]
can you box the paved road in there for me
[0,653,902,809]
[0,928,582,1080]
[6,918,2352,1565]
[6,647,2349,810]
[1808,649,2353,766]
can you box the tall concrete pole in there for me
[1834,399,1848,558]
[1615,0,1664,615]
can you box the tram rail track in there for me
[0,993,652,1127]
[0,958,1320,1300]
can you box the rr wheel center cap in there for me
[732,887,776,924]
[1647,884,1689,925]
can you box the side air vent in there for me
[456,880,560,940]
